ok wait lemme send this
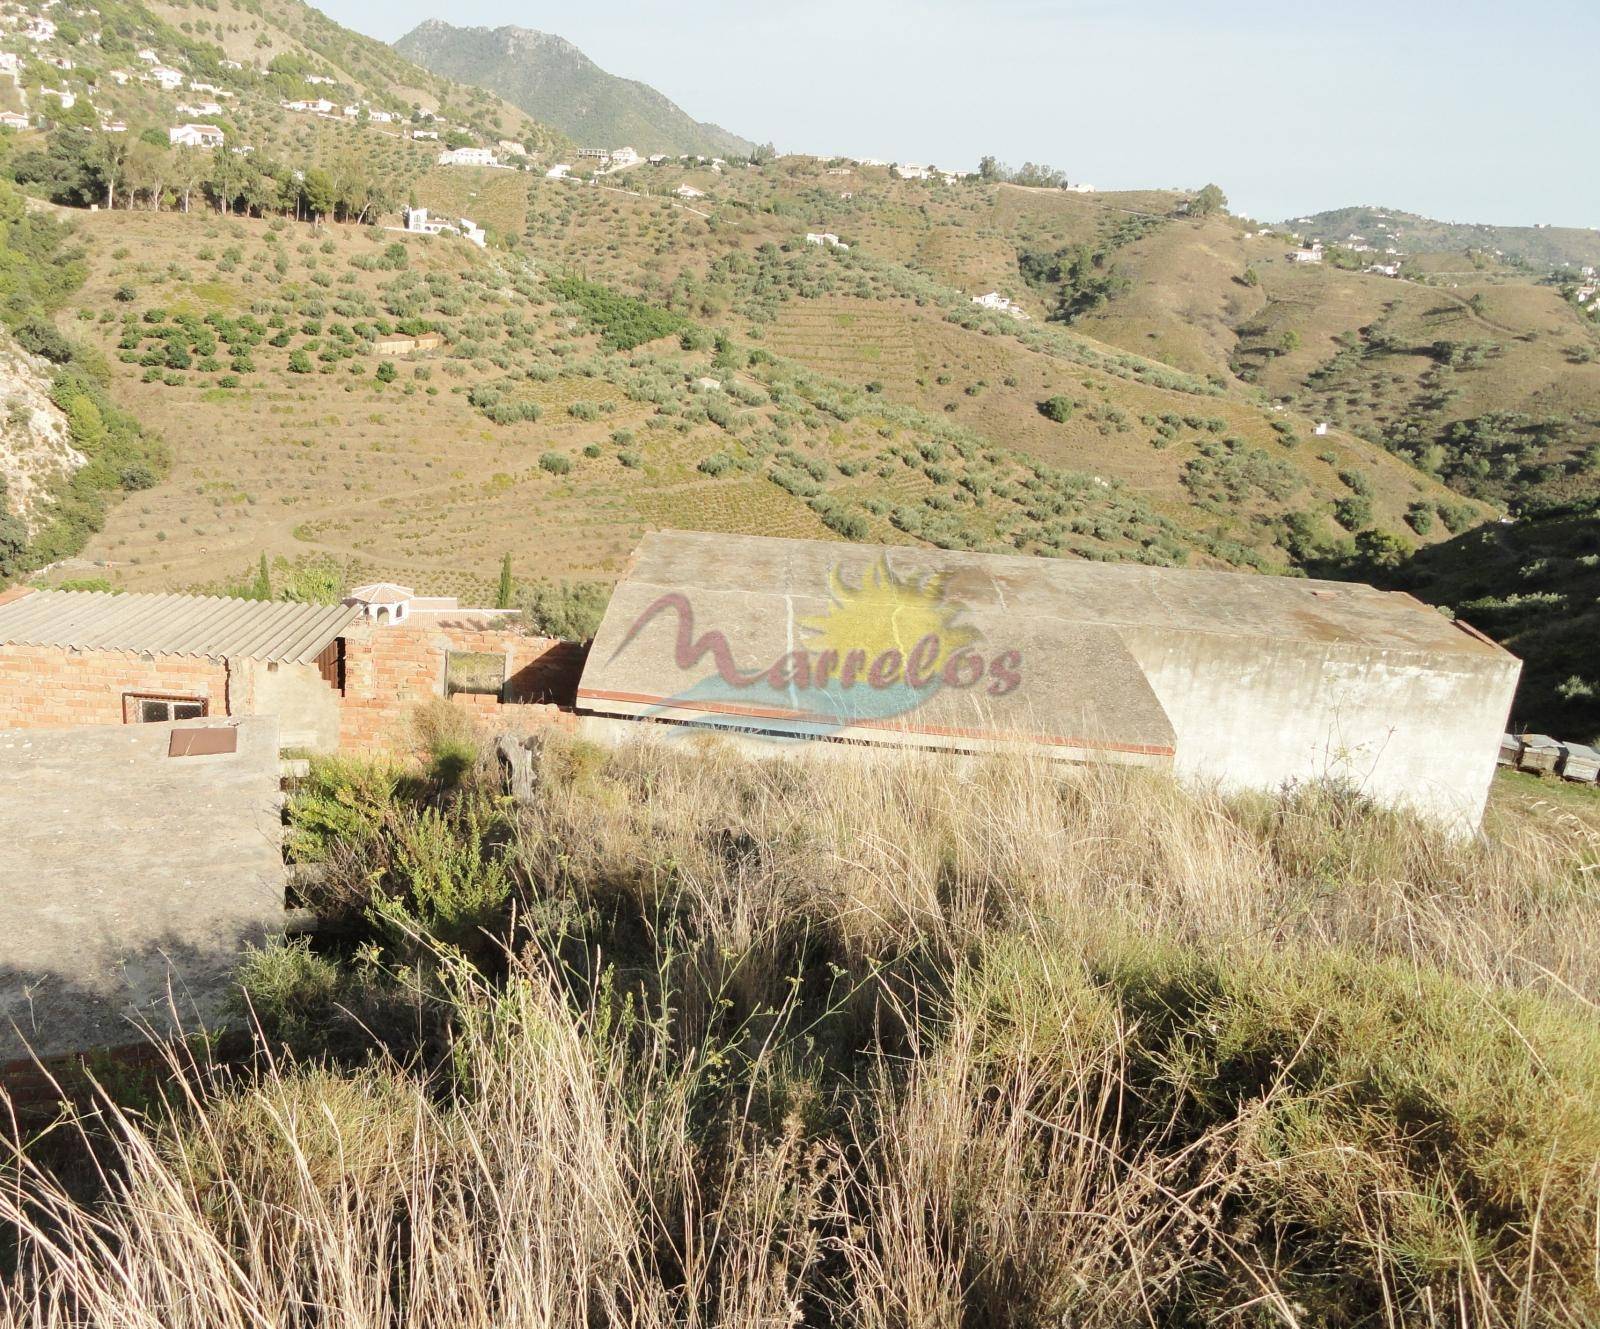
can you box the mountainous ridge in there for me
[393,20,756,159]
[1281,204,1600,270]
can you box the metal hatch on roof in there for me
[168,726,239,758]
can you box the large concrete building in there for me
[576,532,1521,831]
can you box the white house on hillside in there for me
[437,146,497,167]
[1289,243,1324,264]
[675,183,705,199]
[176,100,221,118]
[973,291,1029,319]
[148,65,183,90]
[608,146,639,167]
[0,111,29,130]
[168,123,223,149]
[805,232,849,250]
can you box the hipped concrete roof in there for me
[0,590,361,664]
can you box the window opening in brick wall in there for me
[124,693,208,724]
[445,651,506,699]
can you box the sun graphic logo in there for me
[611,554,1024,738]
[797,557,978,688]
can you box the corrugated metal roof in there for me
[0,590,362,664]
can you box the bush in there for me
[1038,395,1076,423]
[538,452,571,476]
[521,579,612,641]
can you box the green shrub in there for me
[1039,396,1077,423]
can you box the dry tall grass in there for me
[3,732,1599,1327]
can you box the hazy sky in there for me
[321,0,1599,226]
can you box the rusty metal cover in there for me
[168,726,239,758]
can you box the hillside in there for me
[394,21,756,159]
[1376,497,1600,742]
[2,0,1593,725]
[8,729,1600,1323]
[1284,206,1600,270]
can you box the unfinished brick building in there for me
[0,583,584,751]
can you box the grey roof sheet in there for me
[0,590,361,664]
[608,532,1512,658]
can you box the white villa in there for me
[545,163,571,179]
[973,291,1029,319]
[176,100,221,118]
[38,87,73,109]
[608,146,639,167]
[400,206,486,248]
[805,232,849,250]
[0,110,29,130]
[283,97,334,114]
[148,65,183,90]
[410,129,438,140]
[1289,243,1324,264]
[675,184,705,199]
[437,146,498,167]
[168,123,223,149]
[895,163,932,180]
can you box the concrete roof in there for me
[0,718,285,1061]
[579,531,1181,760]
[577,531,1510,760]
[0,589,361,664]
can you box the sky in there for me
[319,0,1600,227]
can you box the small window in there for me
[125,693,208,724]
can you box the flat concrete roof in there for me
[0,718,285,1061]
[577,532,1509,759]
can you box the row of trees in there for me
[7,130,388,224]
[977,156,1074,190]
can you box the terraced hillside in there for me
[4,17,1595,723]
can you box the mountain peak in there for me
[394,20,757,158]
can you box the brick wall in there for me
[337,620,587,753]
[0,602,589,752]
[0,644,231,730]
